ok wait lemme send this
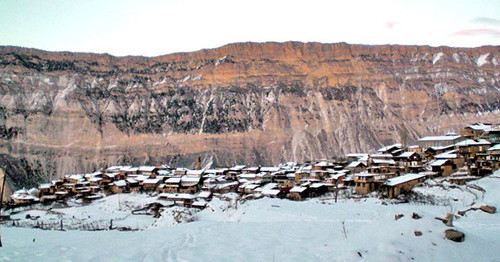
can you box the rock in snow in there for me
[480,205,496,214]
[445,229,465,242]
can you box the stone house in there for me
[383,173,427,198]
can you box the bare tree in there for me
[0,166,7,247]
[341,220,348,239]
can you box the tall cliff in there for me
[0,42,499,188]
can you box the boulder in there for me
[444,229,465,242]
[479,205,496,214]
[395,214,404,220]
[414,231,423,236]
[412,212,422,219]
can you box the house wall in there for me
[289,192,304,201]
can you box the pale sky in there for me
[0,0,499,57]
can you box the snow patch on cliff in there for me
[432,52,444,65]
[476,53,489,67]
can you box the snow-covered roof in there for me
[158,170,171,176]
[466,122,492,131]
[11,192,39,201]
[408,145,419,149]
[239,173,256,179]
[65,174,84,181]
[114,180,127,187]
[181,176,201,183]
[297,165,312,172]
[370,154,393,159]
[204,168,228,174]
[244,184,260,190]
[197,191,212,198]
[430,159,450,167]
[418,134,461,142]
[262,189,280,196]
[434,150,458,159]
[126,178,138,184]
[449,175,480,180]
[384,173,426,186]
[138,166,157,172]
[229,165,246,171]
[347,161,365,168]
[355,172,376,177]
[398,152,416,158]
[135,175,150,181]
[88,177,103,183]
[217,181,239,189]
[120,166,137,172]
[143,178,160,184]
[315,161,333,167]
[372,159,396,165]
[290,186,307,193]
[104,173,119,178]
[455,139,491,147]
[256,172,271,178]
[346,153,369,158]
[488,144,500,151]
[427,145,455,151]
[186,170,204,176]
[158,193,195,200]
[330,173,347,180]
[310,183,328,189]
[260,167,280,172]
[85,171,103,178]
[192,201,207,207]
[106,166,123,171]
[378,143,402,152]
[165,177,181,183]
[39,183,52,189]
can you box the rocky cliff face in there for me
[0,42,499,188]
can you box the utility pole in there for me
[0,166,7,247]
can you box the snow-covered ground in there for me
[1,171,499,261]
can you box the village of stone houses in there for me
[3,121,498,237]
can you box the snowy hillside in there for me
[1,171,499,261]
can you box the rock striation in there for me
[0,42,499,188]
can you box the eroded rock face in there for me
[0,42,499,187]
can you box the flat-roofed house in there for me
[430,159,454,176]
[112,180,127,194]
[418,133,463,150]
[377,143,403,156]
[180,176,201,194]
[289,186,309,201]
[354,173,384,195]
[143,178,160,191]
[460,122,492,139]
[396,152,423,173]
[487,144,500,170]
[138,166,158,177]
[39,183,55,196]
[346,161,366,173]
[383,173,427,198]
[455,139,491,161]
[164,177,181,193]
[435,150,465,168]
